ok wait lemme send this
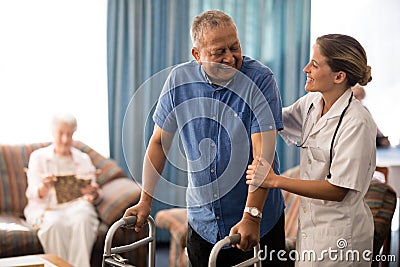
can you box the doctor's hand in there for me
[229,215,260,251]
[246,157,276,191]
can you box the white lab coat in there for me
[280,89,376,266]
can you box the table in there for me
[376,146,400,266]
[376,146,400,196]
[0,254,73,267]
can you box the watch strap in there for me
[244,206,263,218]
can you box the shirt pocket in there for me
[312,225,353,258]
[309,146,330,162]
[306,139,329,163]
[223,110,250,144]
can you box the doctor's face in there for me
[303,44,337,93]
[192,25,242,84]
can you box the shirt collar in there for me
[44,144,81,165]
[312,88,353,120]
[200,65,237,90]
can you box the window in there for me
[311,0,400,146]
[0,0,109,156]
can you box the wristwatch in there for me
[244,207,263,219]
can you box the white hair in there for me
[51,112,77,131]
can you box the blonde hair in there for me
[316,34,372,87]
[190,10,237,48]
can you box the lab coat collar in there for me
[323,88,353,119]
[309,88,353,136]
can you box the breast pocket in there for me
[223,110,250,144]
[309,146,330,162]
[305,138,328,161]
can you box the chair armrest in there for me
[365,181,397,254]
[155,208,188,248]
[96,178,141,226]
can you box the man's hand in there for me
[123,200,152,232]
[229,215,260,251]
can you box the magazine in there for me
[54,175,91,204]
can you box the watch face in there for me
[244,207,262,218]
[251,209,258,216]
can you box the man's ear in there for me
[334,71,347,84]
[192,47,201,64]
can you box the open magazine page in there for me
[54,175,91,204]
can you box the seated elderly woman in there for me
[24,113,102,267]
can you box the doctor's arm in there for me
[124,125,173,232]
[229,130,277,251]
[265,117,378,202]
[279,100,306,145]
[246,160,348,202]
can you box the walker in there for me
[102,215,156,267]
[208,234,261,267]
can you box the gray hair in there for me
[51,112,77,131]
[190,10,237,48]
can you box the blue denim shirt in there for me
[153,56,285,244]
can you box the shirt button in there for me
[269,125,273,129]
[233,113,238,117]
[308,159,312,164]
[303,207,307,213]
[216,216,220,220]
[212,115,216,120]
[302,233,307,239]
[213,194,218,198]
[210,169,215,173]
[211,143,216,147]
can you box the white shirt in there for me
[280,88,376,266]
[24,145,97,226]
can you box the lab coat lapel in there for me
[308,96,326,136]
[309,89,353,136]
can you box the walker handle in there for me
[208,234,261,267]
[209,234,241,266]
[227,233,241,245]
[122,216,137,227]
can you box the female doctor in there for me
[247,34,376,266]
